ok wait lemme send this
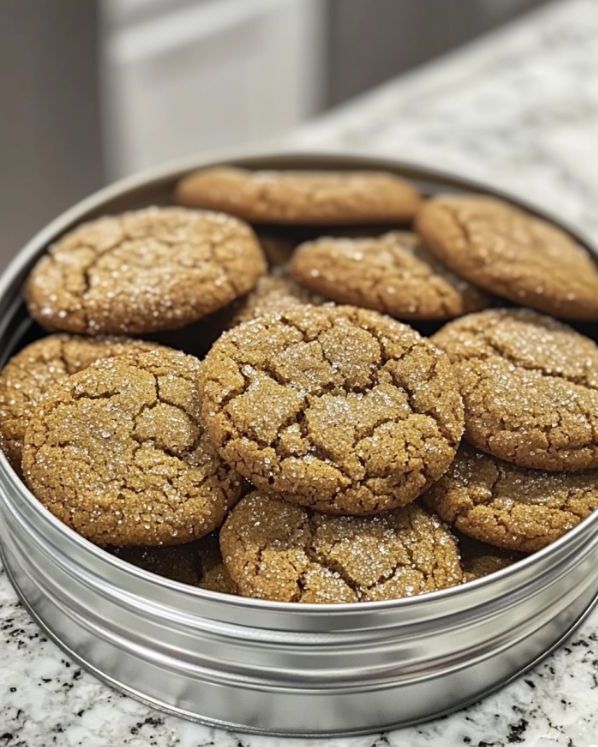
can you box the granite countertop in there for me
[2,0,598,744]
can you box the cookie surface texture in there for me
[229,271,325,327]
[25,207,267,334]
[424,445,598,552]
[200,305,464,513]
[290,231,489,319]
[175,167,421,224]
[432,309,598,470]
[416,195,598,320]
[0,334,160,469]
[220,492,463,603]
[23,348,242,545]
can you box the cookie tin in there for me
[0,153,597,736]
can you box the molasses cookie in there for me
[23,347,242,546]
[457,535,523,582]
[200,305,464,514]
[290,231,490,319]
[416,195,598,320]
[0,334,161,469]
[220,492,463,603]
[25,207,267,335]
[433,309,598,470]
[110,533,237,593]
[424,445,598,552]
[229,271,326,327]
[175,167,421,225]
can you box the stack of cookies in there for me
[2,165,598,604]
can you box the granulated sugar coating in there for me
[290,231,490,320]
[110,532,237,593]
[457,534,523,582]
[433,309,598,470]
[175,167,422,225]
[22,348,242,546]
[220,492,463,603]
[24,207,267,335]
[0,334,163,469]
[416,195,598,320]
[200,305,464,514]
[229,271,327,327]
[425,445,598,553]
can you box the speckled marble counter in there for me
[2,0,598,744]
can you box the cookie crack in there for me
[480,331,598,391]
[467,369,598,457]
[303,518,363,600]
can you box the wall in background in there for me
[0,1,103,266]
[101,0,325,178]
[0,0,550,270]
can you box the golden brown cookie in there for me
[229,271,326,327]
[220,492,463,603]
[0,334,162,469]
[110,533,237,593]
[433,309,598,471]
[175,167,421,225]
[200,305,464,514]
[457,535,522,582]
[424,445,598,552]
[23,347,242,546]
[25,207,267,335]
[290,231,490,320]
[416,195,598,320]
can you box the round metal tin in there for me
[0,153,597,736]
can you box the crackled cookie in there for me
[457,535,523,582]
[416,195,598,320]
[175,167,421,225]
[425,445,598,552]
[111,533,237,593]
[433,309,598,470]
[23,347,242,546]
[0,334,162,469]
[25,207,267,335]
[220,492,463,603]
[229,271,326,327]
[290,231,490,320]
[200,305,464,514]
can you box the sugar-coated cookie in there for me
[416,195,598,320]
[25,207,266,334]
[23,348,242,545]
[433,309,598,470]
[0,334,161,468]
[176,167,421,224]
[200,305,464,514]
[425,445,598,552]
[290,231,490,319]
[220,492,463,603]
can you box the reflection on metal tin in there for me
[0,153,597,736]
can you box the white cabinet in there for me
[101,0,324,178]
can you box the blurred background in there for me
[1,0,548,266]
